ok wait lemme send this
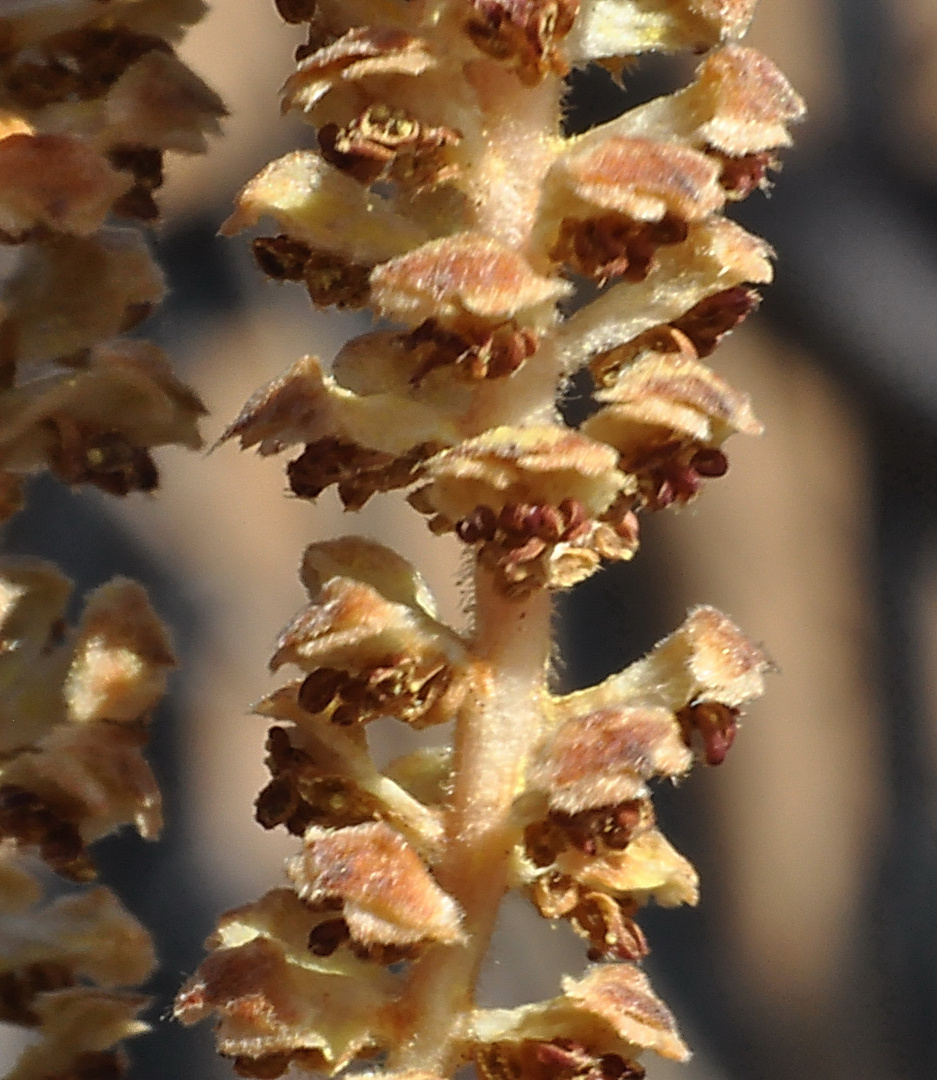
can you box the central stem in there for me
[390,567,552,1074]
[390,48,561,1077]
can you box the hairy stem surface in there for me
[391,571,551,1073]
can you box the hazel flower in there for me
[0,566,173,879]
[561,605,770,766]
[574,45,805,200]
[0,230,165,366]
[0,886,155,996]
[0,339,206,500]
[220,352,456,510]
[0,133,130,239]
[410,426,637,595]
[269,537,473,729]
[537,138,725,284]
[252,719,445,855]
[176,871,406,1075]
[286,822,465,952]
[175,933,392,1079]
[508,604,766,954]
[516,773,698,959]
[5,987,148,1080]
[223,150,430,275]
[473,964,688,1080]
[582,329,762,510]
[192,0,798,1076]
[557,217,771,376]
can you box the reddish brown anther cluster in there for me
[551,212,688,284]
[255,726,382,834]
[676,701,741,766]
[288,438,444,509]
[670,286,761,357]
[478,1039,646,1080]
[407,319,539,383]
[253,236,374,309]
[319,104,462,189]
[466,0,581,83]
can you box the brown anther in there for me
[571,893,649,962]
[499,502,542,537]
[41,820,95,882]
[317,122,394,185]
[551,215,632,282]
[233,1053,292,1079]
[287,439,387,501]
[601,800,644,848]
[599,1057,645,1080]
[456,505,498,543]
[264,725,298,767]
[708,148,776,199]
[549,809,597,855]
[62,1050,126,1080]
[536,504,566,543]
[555,496,584,537]
[0,962,75,1026]
[486,326,538,378]
[524,820,566,867]
[671,286,761,357]
[275,0,319,23]
[252,235,312,281]
[532,872,579,918]
[676,701,740,766]
[552,213,688,284]
[349,941,417,966]
[307,918,350,956]
[330,702,361,726]
[0,785,94,881]
[466,0,580,83]
[298,668,344,713]
[303,252,372,309]
[255,775,297,830]
[614,510,640,544]
[113,185,160,222]
[690,447,729,478]
[506,536,548,564]
[648,213,689,247]
[48,422,160,497]
[107,145,164,191]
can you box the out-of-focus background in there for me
[6,0,937,1077]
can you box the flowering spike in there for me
[181,1,802,1077]
[0,1,221,1073]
